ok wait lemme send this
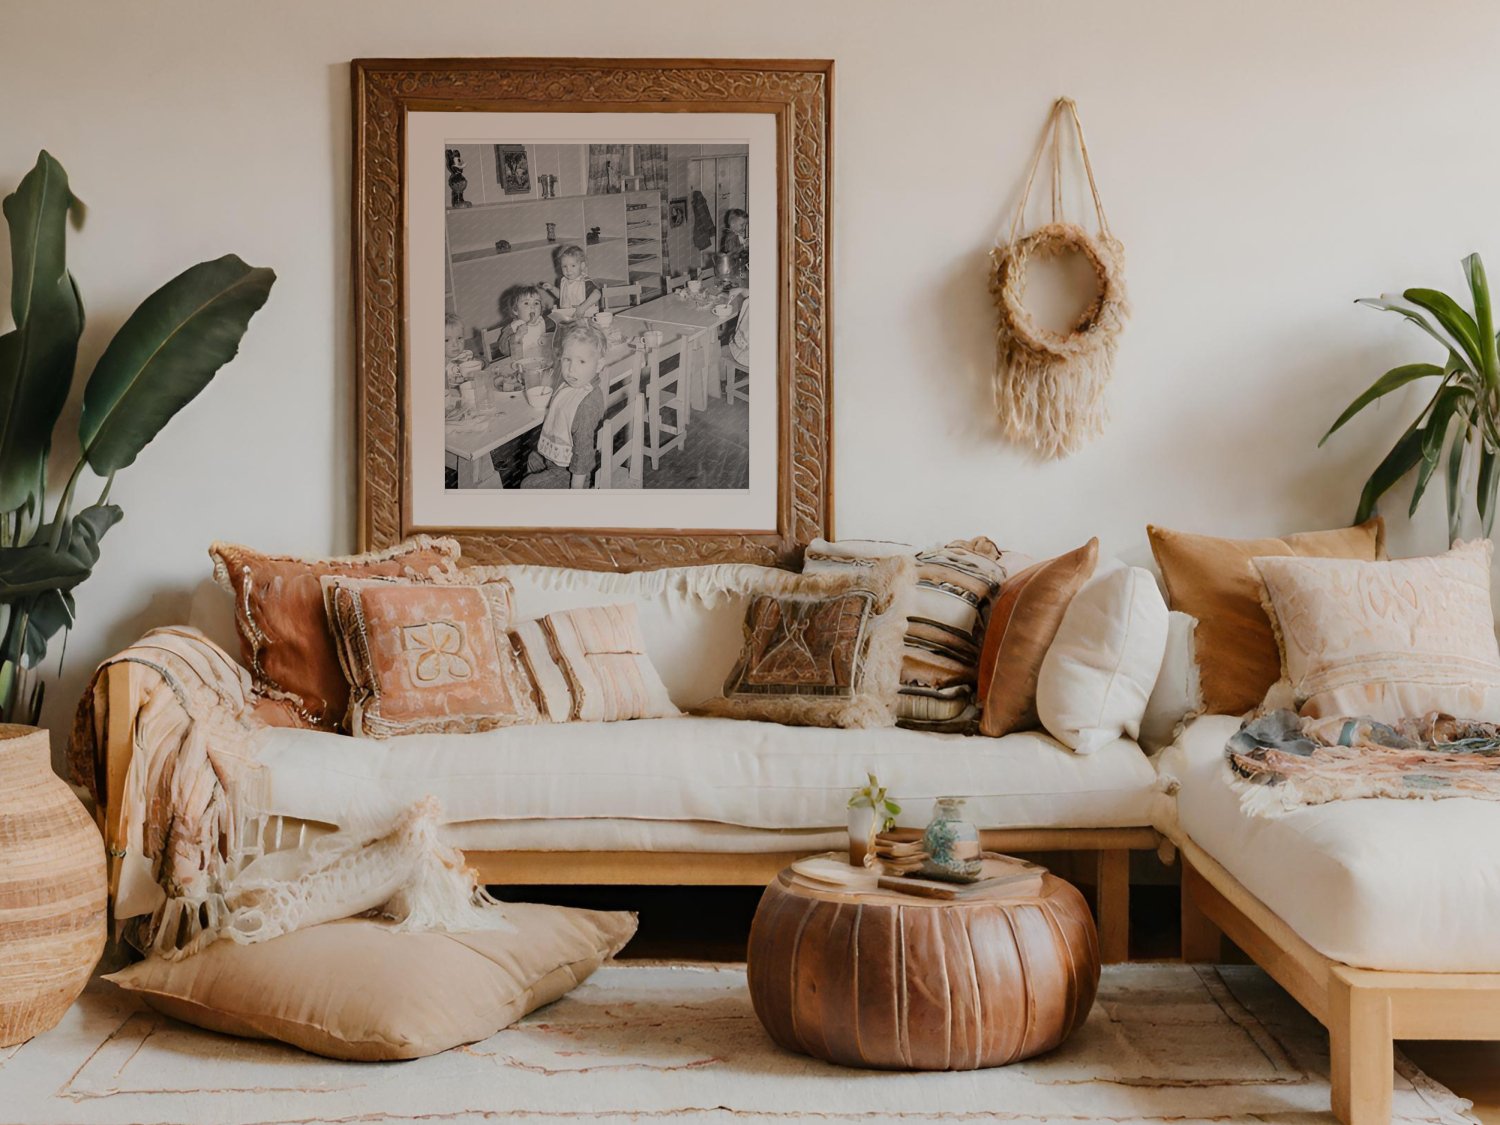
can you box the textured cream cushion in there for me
[1036,565,1169,754]
[1254,540,1500,721]
[1160,715,1500,971]
[1138,611,1202,752]
[248,715,1159,831]
[104,904,637,1060]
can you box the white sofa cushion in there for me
[1036,564,1168,754]
[1158,714,1500,972]
[249,717,1158,834]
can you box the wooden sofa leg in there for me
[1094,848,1129,964]
[1328,968,1393,1125]
[1179,858,1224,963]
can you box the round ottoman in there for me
[747,864,1099,1070]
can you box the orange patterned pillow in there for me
[211,537,461,730]
[322,575,539,738]
[510,604,679,723]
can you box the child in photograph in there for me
[445,312,467,365]
[540,244,602,318]
[720,208,749,269]
[520,321,608,490]
[498,285,547,358]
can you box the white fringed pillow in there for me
[1036,564,1169,753]
[1254,540,1500,722]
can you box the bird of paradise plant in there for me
[1323,253,1500,545]
[0,151,274,724]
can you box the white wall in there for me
[2,0,1496,745]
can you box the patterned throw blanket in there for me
[70,627,510,959]
[1226,708,1500,816]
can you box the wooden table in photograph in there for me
[615,291,743,412]
[444,323,680,489]
[746,859,1100,1071]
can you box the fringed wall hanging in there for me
[991,97,1129,460]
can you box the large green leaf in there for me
[1410,387,1469,517]
[1320,362,1443,445]
[1463,254,1498,376]
[0,151,84,512]
[0,542,90,598]
[79,254,274,474]
[1481,447,1500,536]
[1446,410,1472,544]
[1357,296,1473,367]
[1404,287,1483,372]
[1355,421,1426,524]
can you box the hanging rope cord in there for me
[990,97,1129,460]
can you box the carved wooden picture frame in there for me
[352,58,833,569]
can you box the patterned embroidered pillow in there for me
[211,537,461,730]
[804,538,1024,731]
[510,603,679,723]
[1254,540,1500,723]
[700,555,916,729]
[322,575,539,738]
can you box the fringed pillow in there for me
[698,555,916,729]
[210,537,461,730]
[803,538,1024,732]
[322,574,539,738]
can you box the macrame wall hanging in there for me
[990,97,1129,460]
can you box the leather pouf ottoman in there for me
[747,865,1100,1070]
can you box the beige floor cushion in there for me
[105,902,637,1060]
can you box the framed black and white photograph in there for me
[354,58,832,569]
[495,143,531,195]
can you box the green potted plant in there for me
[0,151,274,723]
[846,772,901,865]
[1323,253,1500,544]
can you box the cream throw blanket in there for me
[70,627,510,960]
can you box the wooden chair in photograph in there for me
[662,273,688,294]
[595,352,644,489]
[643,337,688,469]
[721,352,749,405]
[477,324,506,363]
[600,282,642,309]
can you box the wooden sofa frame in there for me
[99,661,1156,963]
[1178,835,1500,1125]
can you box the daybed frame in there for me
[99,662,1154,963]
[1178,835,1500,1125]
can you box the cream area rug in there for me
[0,963,1475,1124]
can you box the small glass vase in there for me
[921,797,983,882]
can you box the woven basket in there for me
[0,724,106,1046]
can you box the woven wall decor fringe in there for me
[990,98,1129,460]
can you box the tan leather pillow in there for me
[104,904,637,1061]
[1147,518,1385,716]
[977,539,1099,737]
[210,537,461,730]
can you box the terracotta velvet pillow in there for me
[211,537,461,730]
[699,555,915,729]
[977,539,1099,738]
[323,575,540,738]
[1147,518,1385,716]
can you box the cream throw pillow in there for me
[510,603,680,723]
[1035,564,1169,754]
[105,904,637,1061]
[1254,540,1500,722]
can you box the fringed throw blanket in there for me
[70,627,509,959]
[1226,708,1500,816]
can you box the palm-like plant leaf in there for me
[1410,387,1470,517]
[1320,362,1443,446]
[0,151,83,512]
[1404,288,1484,373]
[1357,295,1473,365]
[1462,254,1500,391]
[1446,414,1471,543]
[1481,447,1500,536]
[79,255,274,474]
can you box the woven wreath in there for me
[991,100,1129,460]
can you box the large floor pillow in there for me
[105,903,636,1060]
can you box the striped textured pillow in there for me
[803,538,1025,732]
[511,603,680,723]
